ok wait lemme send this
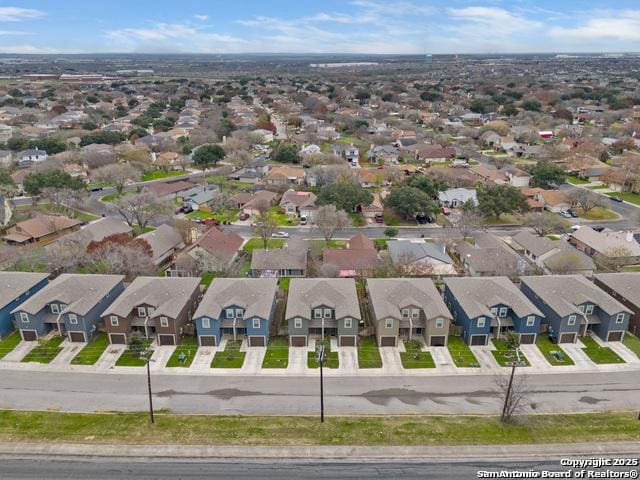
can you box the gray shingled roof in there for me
[11,274,124,316]
[457,233,532,275]
[512,231,557,257]
[285,278,360,320]
[0,272,49,310]
[594,273,640,308]
[101,276,200,319]
[444,276,543,319]
[387,240,453,265]
[193,278,277,320]
[367,278,452,321]
[520,275,631,317]
[251,238,308,271]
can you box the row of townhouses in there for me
[1,272,638,348]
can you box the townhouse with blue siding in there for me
[0,272,49,338]
[520,275,632,344]
[193,278,278,347]
[11,274,125,342]
[443,277,544,345]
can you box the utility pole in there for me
[316,343,325,423]
[146,350,155,424]
[501,347,520,423]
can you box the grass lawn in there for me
[262,337,289,368]
[535,335,574,366]
[33,203,99,223]
[447,335,480,368]
[580,336,624,364]
[587,185,609,190]
[622,332,640,359]
[132,225,155,236]
[307,339,339,369]
[1,410,638,446]
[382,209,415,227]
[100,192,124,203]
[141,170,188,182]
[70,333,109,366]
[243,237,285,253]
[115,340,153,367]
[357,337,382,368]
[349,212,366,227]
[622,265,640,272]
[546,235,561,241]
[201,273,215,288]
[211,340,245,368]
[483,213,524,225]
[400,339,435,368]
[278,277,291,290]
[491,339,530,367]
[188,209,239,223]
[576,207,618,221]
[605,191,640,206]
[21,335,64,364]
[566,175,589,185]
[269,206,299,226]
[308,239,347,250]
[166,336,198,368]
[0,331,22,360]
[436,214,451,226]
[373,238,388,250]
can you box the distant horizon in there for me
[0,1,639,55]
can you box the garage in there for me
[559,332,577,344]
[470,334,487,346]
[290,336,307,347]
[429,335,446,347]
[109,333,126,344]
[339,336,356,347]
[519,333,536,344]
[199,335,217,347]
[21,330,37,341]
[158,334,175,346]
[379,336,396,347]
[68,331,86,342]
[249,336,265,347]
[607,331,624,342]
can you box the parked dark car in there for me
[567,209,578,218]
[239,212,250,221]
[89,186,104,193]
[416,214,428,224]
[609,195,623,203]
[374,213,384,223]
[592,226,606,232]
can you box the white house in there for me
[438,188,478,208]
[17,148,47,167]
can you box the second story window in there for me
[323,308,332,318]
[236,309,244,319]
[313,309,322,319]
[344,318,352,329]
[435,318,444,329]
[411,309,420,318]
[498,307,507,318]
[110,316,119,327]
[20,312,29,323]
[490,307,498,316]
[68,314,78,325]
[137,307,147,317]
[294,318,302,329]
[585,304,594,315]
[401,308,410,318]
[616,313,625,324]
[568,315,576,326]
[385,318,393,329]
[50,303,59,314]
[526,316,535,327]
[160,316,169,327]
[252,318,260,329]
[226,308,234,319]
[477,317,486,328]
[201,318,210,328]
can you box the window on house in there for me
[526,316,535,327]
[411,309,420,318]
[490,307,498,316]
[59,304,67,312]
[313,309,322,319]
[253,318,260,329]
[236,309,244,319]
[20,312,29,323]
[579,305,585,313]
[137,307,146,317]
[616,313,625,324]
[110,316,119,327]
[160,317,169,327]
[294,318,302,329]
[344,318,352,329]
[401,308,410,318]
[585,304,594,315]
[435,318,444,329]
[147,307,155,315]
[226,308,234,319]
[324,309,332,318]
[68,314,78,324]
[50,303,59,314]
[568,315,576,326]
[385,318,393,329]
[201,318,210,329]
[477,317,485,328]
[498,307,508,318]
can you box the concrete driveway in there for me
[519,344,552,370]
[561,341,596,369]
[287,347,308,374]
[379,347,402,375]
[429,346,457,372]
[471,346,502,371]
[241,348,266,374]
[49,340,84,366]
[150,346,174,371]
[607,340,640,365]
[95,344,126,371]
[337,347,358,374]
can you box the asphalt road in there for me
[0,369,639,415]
[1,457,637,480]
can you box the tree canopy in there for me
[23,170,86,196]
[192,144,225,167]
[317,182,372,212]
[529,160,567,189]
[271,143,299,164]
[385,186,437,219]
[477,184,529,219]
[406,175,449,199]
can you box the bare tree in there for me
[524,212,571,236]
[92,163,140,195]
[497,331,527,423]
[251,199,278,249]
[453,207,484,239]
[86,241,155,279]
[314,205,350,246]
[566,189,604,214]
[545,254,589,274]
[112,190,172,230]
[173,218,196,245]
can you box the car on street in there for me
[272,231,289,238]
[567,209,578,218]
[374,213,384,223]
[609,195,623,203]
[239,212,250,221]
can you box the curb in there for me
[0,442,639,459]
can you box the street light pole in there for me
[146,351,155,424]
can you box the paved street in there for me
[1,369,639,415]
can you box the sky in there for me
[0,1,639,55]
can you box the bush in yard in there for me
[384,227,398,237]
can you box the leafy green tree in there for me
[23,170,86,197]
[80,131,126,146]
[384,227,398,237]
[82,121,98,131]
[192,144,225,168]
[385,186,437,219]
[271,143,299,164]
[502,104,518,116]
[317,182,372,212]
[529,160,567,188]
[521,100,541,112]
[477,184,529,219]
[406,175,449,199]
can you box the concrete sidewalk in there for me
[0,441,637,459]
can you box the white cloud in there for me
[448,6,542,35]
[194,14,209,21]
[549,10,640,42]
[0,7,45,22]
[0,44,79,54]
[0,30,32,36]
